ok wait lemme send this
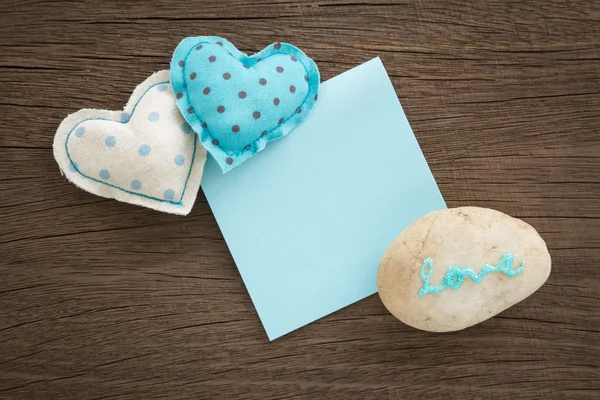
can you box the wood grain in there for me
[1,0,599,398]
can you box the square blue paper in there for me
[201,57,446,340]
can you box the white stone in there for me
[377,207,551,332]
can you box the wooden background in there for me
[1,0,599,398]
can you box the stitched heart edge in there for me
[170,36,320,173]
[53,70,207,216]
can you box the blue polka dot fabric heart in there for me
[53,71,207,215]
[170,36,320,172]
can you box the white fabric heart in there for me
[53,70,207,215]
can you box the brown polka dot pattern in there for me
[176,38,320,169]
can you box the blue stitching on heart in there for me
[64,81,197,206]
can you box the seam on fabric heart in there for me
[64,81,198,206]
[178,40,314,157]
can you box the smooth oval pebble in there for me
[377,207,551,332]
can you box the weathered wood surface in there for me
[1,0,599,398]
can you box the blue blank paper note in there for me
[201,57,446,340]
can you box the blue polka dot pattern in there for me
[59,73,203,215]
[105,136,117,147]
[138,144,151,156]
[163,189,175,200]
[170,36,319,172]
[130,179,142,190]
[174,154,185,166]
[181,121,192,134]
[75,126,85,137]
[148,112,160,122]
